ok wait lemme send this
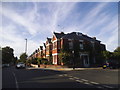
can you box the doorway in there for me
[80,54,89,67]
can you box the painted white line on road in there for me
[12,72,19,89]
[62,74,111,89]
[90,81,99,85]
[81,79,88,82]
[73,77,79,79]
[69,78,75,80]
[58,75,64,77]
[75,80,83,83]
[63,74,68,76]
[102,85,114,88]
[84,82,91,85]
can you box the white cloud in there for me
[78,2,109,31]
[1,24,25,57]
[1,0,119,2]
[1,5,40,35]
[47,2,77,32]
[0,23,42,58]
[106,28,118,51]
[1,2,118,58]
[1,2,77,57]
[96,15,118,51]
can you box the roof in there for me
[47,37,52,43]
[40,46,43,50]
[54,32,66,39]
[62,32,101,42]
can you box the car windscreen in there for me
[18,62,24,64]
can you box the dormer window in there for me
[76,32,82,36]
[76,32,79,35]
[69,41,73,49]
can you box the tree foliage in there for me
[31,58,38,64]
[102,47,120,63]
[2,46,15,64]
[58,50,71,65]
[113,47,120,62]
[19,53,28,63]
[114,47,120,52]
[102,50,112,60]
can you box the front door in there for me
[83,55,89,67]
[80,54,89,67]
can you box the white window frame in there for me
[69,41,73,49]
[80,42,84,49]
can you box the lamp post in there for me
[72,50,75,70]
[91,41,95,64]
[25,38,27,54]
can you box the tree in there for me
[58,48,71,65]
[2,46,14,64]
[102,50,112,60]
[113,47,120,63]
[114,47,120,52]
[12,57,18,64]
[48,53,53,65]
[19,53,28,63]
[31,58,38,64]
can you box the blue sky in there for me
[0,1,118,58]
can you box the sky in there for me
[0,1,118,58]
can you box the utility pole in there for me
[25,38,27,54]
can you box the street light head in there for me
[72,50,74,54]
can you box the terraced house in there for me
[29,32,106,67]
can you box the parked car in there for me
[2,64,10,68]
[16,62,25,69]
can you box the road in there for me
[2,66,119,89]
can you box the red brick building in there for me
[45,38,52,62]
[28,32,106,67]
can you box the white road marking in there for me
[102,85,114,88]
[84,82,90,85]
[75,80,83,83]
[81,79,88,82]
[69,78,75,80]
[63,74,68,76]
[90,81,99,85]
[12,72,19,89]
[58,75,63,77]
[73,77,80,79]
[62,74,109,89]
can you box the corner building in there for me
[48,32,106,67]
[30,32,106,68]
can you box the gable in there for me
[52,35,57,41]
[46,40,48,45]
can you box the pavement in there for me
[26,66,103,71]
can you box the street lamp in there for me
[91,41,95,64]
[72,50,75,70]
[25,38,27,54]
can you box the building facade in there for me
[28,32,106,67]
